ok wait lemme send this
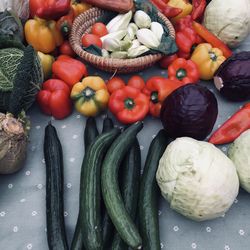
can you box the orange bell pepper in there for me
[71,0,91,17]
[52,55,88,88]
[24,17,63,54]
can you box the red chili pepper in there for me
[52,55,88,88]
[143,77,182,117]
[209,103,250,145]
[30,0,71,20]
[56,8,74,38]
[192,21,232,58]
[150,0,183,18]
[36,79,72,119]
[191,0,206,21]
[168,58,200,84]
[108,86,150,124]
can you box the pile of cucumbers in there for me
[43,117,172,250]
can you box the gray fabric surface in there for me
[0,36,249,250]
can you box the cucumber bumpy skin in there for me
[71,117,99,250]
[139,129,172,250]
[44,123,68,250]
[101,122,143,249]
[82,128,120,250]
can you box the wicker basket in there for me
[69,7,175,74]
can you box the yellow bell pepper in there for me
[191,43,226,80]
[71,76,110,117]
[37,52,55,80]
[71,0,91,17]
[168,0,193,22]
[24,17,63,54]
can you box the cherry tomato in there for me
[127,75,145,90]
[59,41,76,57]
[91,22,108,37]
[159,54,178,68]
[106,77,126,94]
[82,34,102,48]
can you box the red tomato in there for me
[159,54,178,68]
[91,22,108,37]
[127,75,145,90]
[106,77,126,94]
[81,34,102,48]
[59,41,76,57]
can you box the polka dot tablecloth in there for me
[0,37,250,250]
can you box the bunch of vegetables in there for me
[82,10,168,59]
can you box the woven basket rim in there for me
[69,7,176,71]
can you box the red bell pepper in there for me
[30,0,71,20]
[209,103,250,145]
[175,15,203,59]
[109,86,150,124]
[36,79,72,119]
[191,0,206,21]
[192,21,232,58]
[56,8,74,38]
[168,58,200,84]
[52,55,88,88]
[150,0,183,18]
[143,77,182,117]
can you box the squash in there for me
[203,0,250,48]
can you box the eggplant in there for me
[160,84,218,140]
[214,51,250,101]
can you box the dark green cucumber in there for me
[102,116,114,133]
[138,130,172,250]
[44,123,68,250]
[82,128,120,250]
[71,117,99,250]
[101,116,115,249]
[101,122,143,249]
[111,138,141,250]
[84,117,99,151]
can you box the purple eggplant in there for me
[214,51,250,101]
[160,84,218,140]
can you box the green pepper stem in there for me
[176,68,187,80]
[124,98,135,110]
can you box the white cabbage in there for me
[156,137,239,221]
[203,0,250,48]
[228,130,250,193]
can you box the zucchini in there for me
[111,138,141,250]
[82,128,120,250]
[84,117,99,151]
[101,116,115,249]
[44,123,68,250]
[138,130,171,250]
[101,122,143,249]
[71,117,99,250]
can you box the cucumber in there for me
[101,116,115,249]
[138,130,171,250]
[71,117,99,250]
[84,117,99,151]
[111,138,141,250]
[44,123,68,250]
[101,122,143,249]
[102,116,114,133]
[82,128,120,250]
